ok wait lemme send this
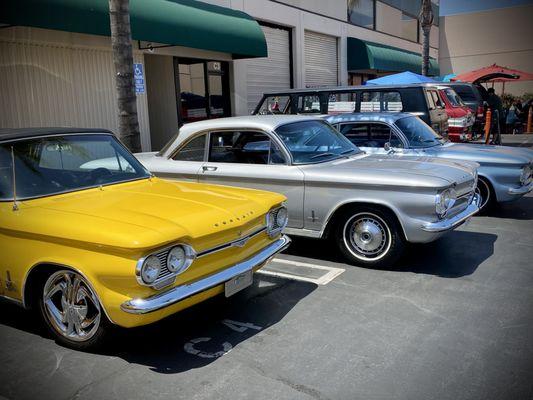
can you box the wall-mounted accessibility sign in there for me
[134,63,145,94]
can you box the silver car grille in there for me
[447,177,476,218]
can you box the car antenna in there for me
[11,145,19,211]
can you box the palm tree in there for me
[419,0,434,76]
[108,0,141,152]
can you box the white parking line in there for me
[257,258,345,285]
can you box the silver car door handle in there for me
[202,166,218,172]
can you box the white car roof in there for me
[178,115,322,137]
[160,115,323,157]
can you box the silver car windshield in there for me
[275,120,361,164]
[395,116,447,148]
[0,134,150,201]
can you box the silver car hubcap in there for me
[43,271,101,342]
[343,213,392,261]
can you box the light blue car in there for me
[326,113,533,212]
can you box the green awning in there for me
[0,0,267,59]
[347,38,439,76]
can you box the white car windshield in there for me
[395,116,447,148]
[275,120,361,164]
[0,134,150,201]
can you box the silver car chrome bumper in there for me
[421,194,480,233]
[121,235,291,315]
[508,182,533,195]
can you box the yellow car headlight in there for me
[140,255,161,285]
[266,206,288,237]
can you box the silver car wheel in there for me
[343,212,392,261]
[42,270,101,342]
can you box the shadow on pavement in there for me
[488,195,533,220]
[0,274,316,374]
[284,230,497,278]
[397,230,497,277]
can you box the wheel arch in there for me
[477,173,496,203]
[22,262,115,324]
[321,200,407,241]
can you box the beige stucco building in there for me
[439,4,533,96]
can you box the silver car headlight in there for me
[520,165,532,186]
[435,188,457,218]
[140,255,161,285]
[266,206,288,237]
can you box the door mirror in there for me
[384,142,393,153]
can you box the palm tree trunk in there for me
[421,27,430,76]
[419,0,434,76]
[108,0,141,152]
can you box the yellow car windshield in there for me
[0,134,150,201]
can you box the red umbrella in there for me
[451,64,533,84]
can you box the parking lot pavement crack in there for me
[381,294,450,322]
[243,361,332,400]
[66,364,134,400]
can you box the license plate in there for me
[225,270,253,297]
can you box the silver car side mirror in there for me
[384,142,394,154]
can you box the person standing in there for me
[487,88,504,144]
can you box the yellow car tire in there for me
[37,269,110,350]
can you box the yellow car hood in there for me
[5,178,284,253]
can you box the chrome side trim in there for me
[508,182,533,195]
[121,235,291,314]
[422,194,480,233]
[283,227,321,238]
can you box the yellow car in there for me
[0,128,289,350]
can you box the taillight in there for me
[477,105,484,118]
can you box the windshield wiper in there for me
[341,149,357,155]
[310,152,336,160]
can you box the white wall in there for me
[439,4,533,96]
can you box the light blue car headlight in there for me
[435,188,457,218]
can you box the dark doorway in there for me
[174,58,231,125]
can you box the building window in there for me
[347,0,375,29]
[401,12,418,42]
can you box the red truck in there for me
[438,86,475,142]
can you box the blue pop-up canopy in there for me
[365,71,437,85]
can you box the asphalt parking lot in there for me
[1,137,533,400]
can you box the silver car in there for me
[327,113,533,212]
[137,116,480,268]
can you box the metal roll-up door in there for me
[246,24,291,113]
[304,31,338,87]
[0,34,151,150]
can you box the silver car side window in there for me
[209,131,279,165]
[339,123,403,148]
[172,134,207,162]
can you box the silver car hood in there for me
[429,143,533,166]
[300,153,476,189]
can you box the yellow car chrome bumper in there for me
[121,235,291,315]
